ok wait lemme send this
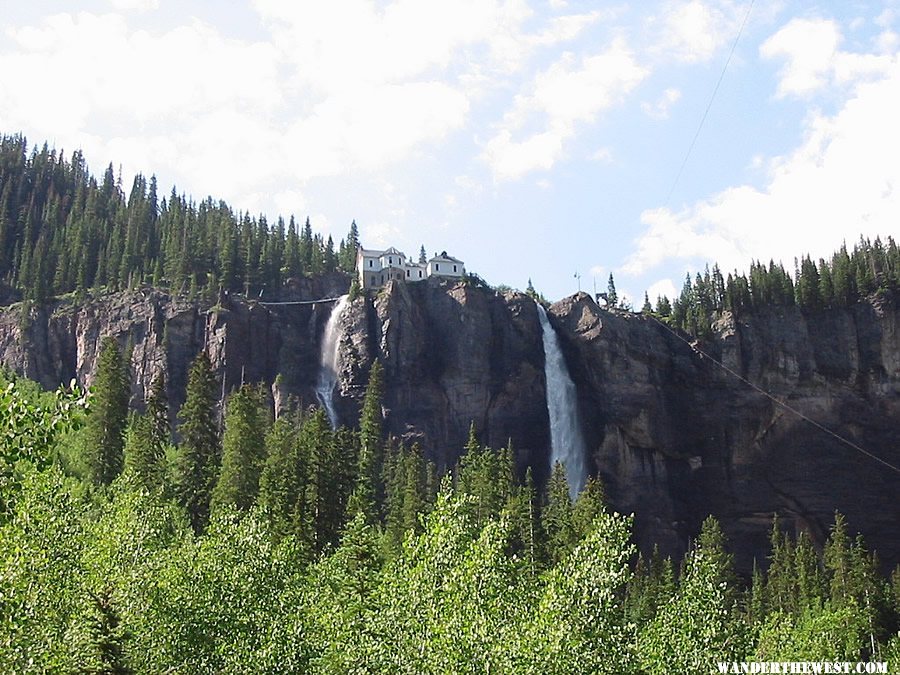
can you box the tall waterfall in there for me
[537,303,587,500]
[316,294,349,429]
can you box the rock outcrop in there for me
[0,277,897,572]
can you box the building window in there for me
[370,275,375,286]
[389,257,392,265]
[406,269,410,277]
[418,270,422,278]
[380,274,384,284]
[369,260,373,267]
[435,263,440,271]
[453,265,457,272]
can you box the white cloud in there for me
[0,13,294,219]
[283,82,470,178]
[641,87,681,119]
[365,221,404,248]
[876,30,900,54]
[531,11,610,46]
[624,47,900,276]
[760,18,842,97]
[482,41,648,180]
[761,17,894,98]
[108,0,159,10]
[647,278,679,302]
[649,0,740,64]
[590,147,614,162]
[253,0,534,92]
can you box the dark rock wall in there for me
[0,278,897,572]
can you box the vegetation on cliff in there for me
[0,362,899,672]
[0,134,360,303]
[647,238,899,338]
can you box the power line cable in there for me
[665,0,756,204]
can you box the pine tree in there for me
[300,217,314,271]
[210,384,268,514]
[324,235,336,272]
[84,337,130,486]
[542,461,576,565]
[766,515,797,614]
[572,475,606,539]
[124,372,168,490]
[258,410,307,542]
[284,215,301,278]
[824,512,852,607]
[339,220,360,272]
[173,351,219,533]
[347,360,384,524]
[607,273,618,308]
[77,587,132,674]
[655,295,672,317]
[300,408,343,553]
[505,466,542,575]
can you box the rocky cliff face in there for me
[0,278,897,572]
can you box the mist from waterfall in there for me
[316,294,349,429]
[537,303,587,500]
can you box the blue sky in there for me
[1,1,898,303]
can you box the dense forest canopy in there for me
[0,134,360,303]
[648,240,900,338]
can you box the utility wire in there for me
[644,0,900,476]
[648,314,900,476]
[665,0,756,204]
[257,296,344,306]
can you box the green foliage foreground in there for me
[1,374,899,673]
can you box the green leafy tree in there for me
[639,516,747,673]
[521,510,637,674]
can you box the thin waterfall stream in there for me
[537,303,588,500]
[316,294,349,429]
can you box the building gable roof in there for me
[429,251,464,264]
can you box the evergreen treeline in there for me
[1,352,900,672]
[0,134,360,302]
[646,238,900,337]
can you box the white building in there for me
[356,246,465,290]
